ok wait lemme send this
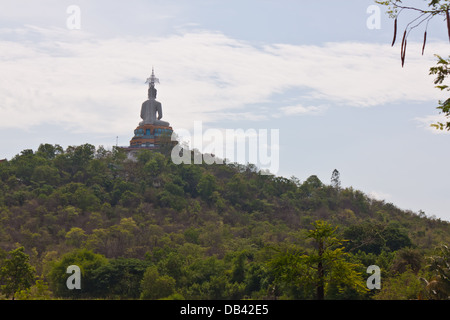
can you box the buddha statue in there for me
[139,68,170,127]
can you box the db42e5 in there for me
[224,304,268,315]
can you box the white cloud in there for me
[368,191,391,201]
[414,114,450,134]
[280,104,326,116]
[0,25,446,138]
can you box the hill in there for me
[0,143,449,300]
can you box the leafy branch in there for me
[429,55,450,130]
[377,1,450,131]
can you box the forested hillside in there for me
[0,143,449,300]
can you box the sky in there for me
[0,0,449,221]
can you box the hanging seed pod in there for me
[400,30,407,67]
[401,39,407,67]
[447,9,450,43]
[392,18,397,46]
[422,31,427,55]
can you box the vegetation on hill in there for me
[0,143,449,300]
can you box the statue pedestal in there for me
[121,69,175,156]
[128,123,173,149]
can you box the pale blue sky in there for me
[0,0,449,221]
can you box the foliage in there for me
[47,248,108,298]
[376,1,450,130]
[330,169,341,190]
[0,144,449,299]
[140,266,176,299]
[372,268,426,300]
[375,0,450,63]
[0,247,36,299]
[429,55,450,130]
[421,244,450,299]
[270,220,367,300]
[14,278,53,300]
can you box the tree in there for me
[48,249,108,298]
[65,227,87,247]
[421,244,450,299]
[65,143,96,175]
[197,173,217,202]
[36,143,63,160]
[391,247,424,274]
[139,150,166,179]
[31,165,60,187]
[383,223,413,251]
[14,277,53,300]
[140,266,176,299]
[91,258,150,299]
[373,268,425,300]
[344,222,412,254]
[179,164,202,196]
[270,220,367,300]
[0,247,36,300]
[231,251,248,283]
[330,169,341,190]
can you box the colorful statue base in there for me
[128,123,173,149]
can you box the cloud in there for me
[414,114,450,134]
[280,104,326,116]
[368,191,391,201]
[0,25,447,138]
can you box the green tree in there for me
[421,244,450,299]
[31,165,60,187]
[344,222,412,254]
[373,268,425,300]
[0,247,36,300]
[140,265,176,299]
[224,174,250,206]
[47,249,107,298]
[197,173,217,202]
[179,164,202,196]
[10,149,46,185]
[158,181,186,211]
[271,220,367,300]
[15,277,53,300]
[383,223,412,251]
[65,227,87,247]
[391,247,424,274]
[157,251,185,284]
[140,150,166,178]
[36,143,63,160]
[73,185,101,211]
[231,251,248,283]
[120,190,143,208]
[91,258,150,299]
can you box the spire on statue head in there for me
[145,67,159,99]
[145,67,160,87]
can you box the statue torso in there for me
[141,99,158,123]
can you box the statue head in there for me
[148,86,157,99]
